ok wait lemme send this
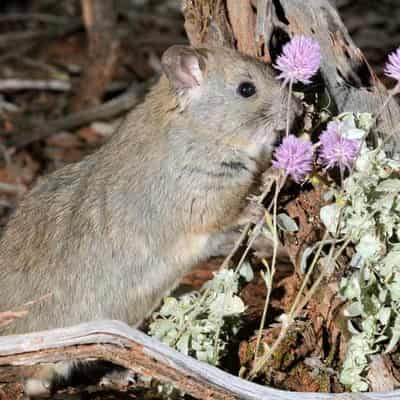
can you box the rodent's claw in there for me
[251,234,290,262]
[239,202,266,225]
[261,167,282,186]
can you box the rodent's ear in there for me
[161,45,205,90]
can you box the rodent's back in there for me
[0,105,165,333]
[0,45,293,335]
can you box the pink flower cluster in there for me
[318,123,360,171]
[271,37,400,183]
[272,126,360,183]
[385,47,400,82]
[274,35,321,85]
[272,136,313,183]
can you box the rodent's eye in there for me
[237,82,256,98]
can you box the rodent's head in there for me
[161,45,299,157]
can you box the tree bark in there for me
[0,320,398,399]
[183,0,400,155]
[70,0,120,111]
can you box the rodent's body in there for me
[0,82,262,333]
[0,46,292,340]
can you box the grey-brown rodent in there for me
[0,45,295,395]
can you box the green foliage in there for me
[149,264,253,366]
[320,113,400,391]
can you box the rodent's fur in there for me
[0,45,293,396]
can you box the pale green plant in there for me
[320,113,400,391]
[149,264,253,366]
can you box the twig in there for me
[122,10,184,29]
[0,22,82,49]
[221,174,277,270]
[0,43,36,63]
[0,182,26,196]
[0,13,75,25]
[373,82,400,131]
[5,81,152,149]
[253,258,275,361]
[0,79,129,93]
[253,175,283,361]
[234,174,286,274]
[19,56,64,75]
[286,80,294,136]
[248,229,330,380]
[0,79,71,92]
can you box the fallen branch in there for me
[0,79,71,92]
[5,81,151,149]
[0,320,398,399]
[0,79,129,93]
[0,13,75,25]
[0,43,36,63]
[0,22,82,49]
[0,182,26,196]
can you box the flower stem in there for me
[233,174,285,274]
[253,259,275,361]
[252,176,282,362]
[286,229,329,321]
[286,79,293,136]
[373,82,400,128]
[339,164,345,187]
[221,176,277,271]
[247,229,330,380]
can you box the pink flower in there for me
[274,36,321,85]
[318,122,360,171]
[384,47,400,82]
[272,135,314,183]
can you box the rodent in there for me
[0,45,296,396]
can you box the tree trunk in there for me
[70,0,120,111]
[183,0,400,155]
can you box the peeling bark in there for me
[70,0,120,111]
[0,320,398,399]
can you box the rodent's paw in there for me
[261,168,282,187]
[238,202,266,226]
[251,235,290,262]
[206,230,243,258]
